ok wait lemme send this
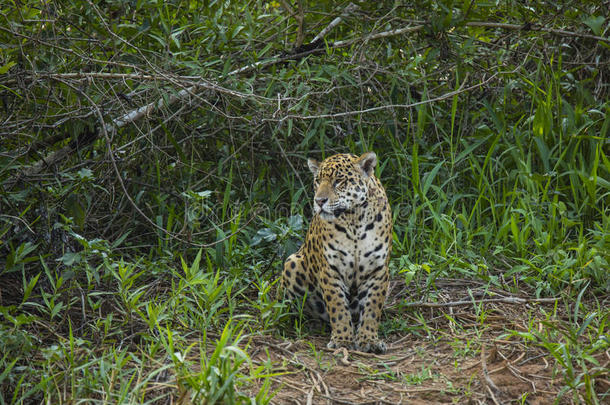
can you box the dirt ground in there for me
[244,278,609,404]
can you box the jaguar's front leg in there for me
[320,271,354,349]
[354,269,389,353]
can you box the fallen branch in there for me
[403,296,559,308]
[333,24,424,48]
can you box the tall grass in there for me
[386,63,609,296]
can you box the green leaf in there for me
[230,25,244,39]
[66,194,86,229]
[0,356,18,384]
[411,142,420,195]
[59,252,81,266]
[422,161,443,198]
[287,215,303,231]
[584,16,605,36]
[77,168,94,180]
[0,61,16,74]
[251,228,276,246]
[22,272,41,303]
[577,312,597,337]
[534,136,550,173]
[510,213,520,250]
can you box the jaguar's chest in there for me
[319,210,390,284]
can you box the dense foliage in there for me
[1,0,608,403]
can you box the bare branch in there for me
[466,21,610,44]
[108,16,610,130]
[311,3,359,44]
[265,71,491,120]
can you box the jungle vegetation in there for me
[1,1,608,403]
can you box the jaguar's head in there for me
[307,152,377,221]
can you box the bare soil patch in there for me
[245,278,599,404]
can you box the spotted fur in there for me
[280,152,392,353]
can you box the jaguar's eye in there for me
[333,180,341,188]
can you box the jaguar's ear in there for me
[357,152,377,177]
[307,158,320,176]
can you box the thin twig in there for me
[0,214,35,234]
[278,0,305,48]
[0,25,140,71]
[271,44,544,121]
[333,20,610,49]
[481,345,503,405]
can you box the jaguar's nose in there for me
[315,197,328,207]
